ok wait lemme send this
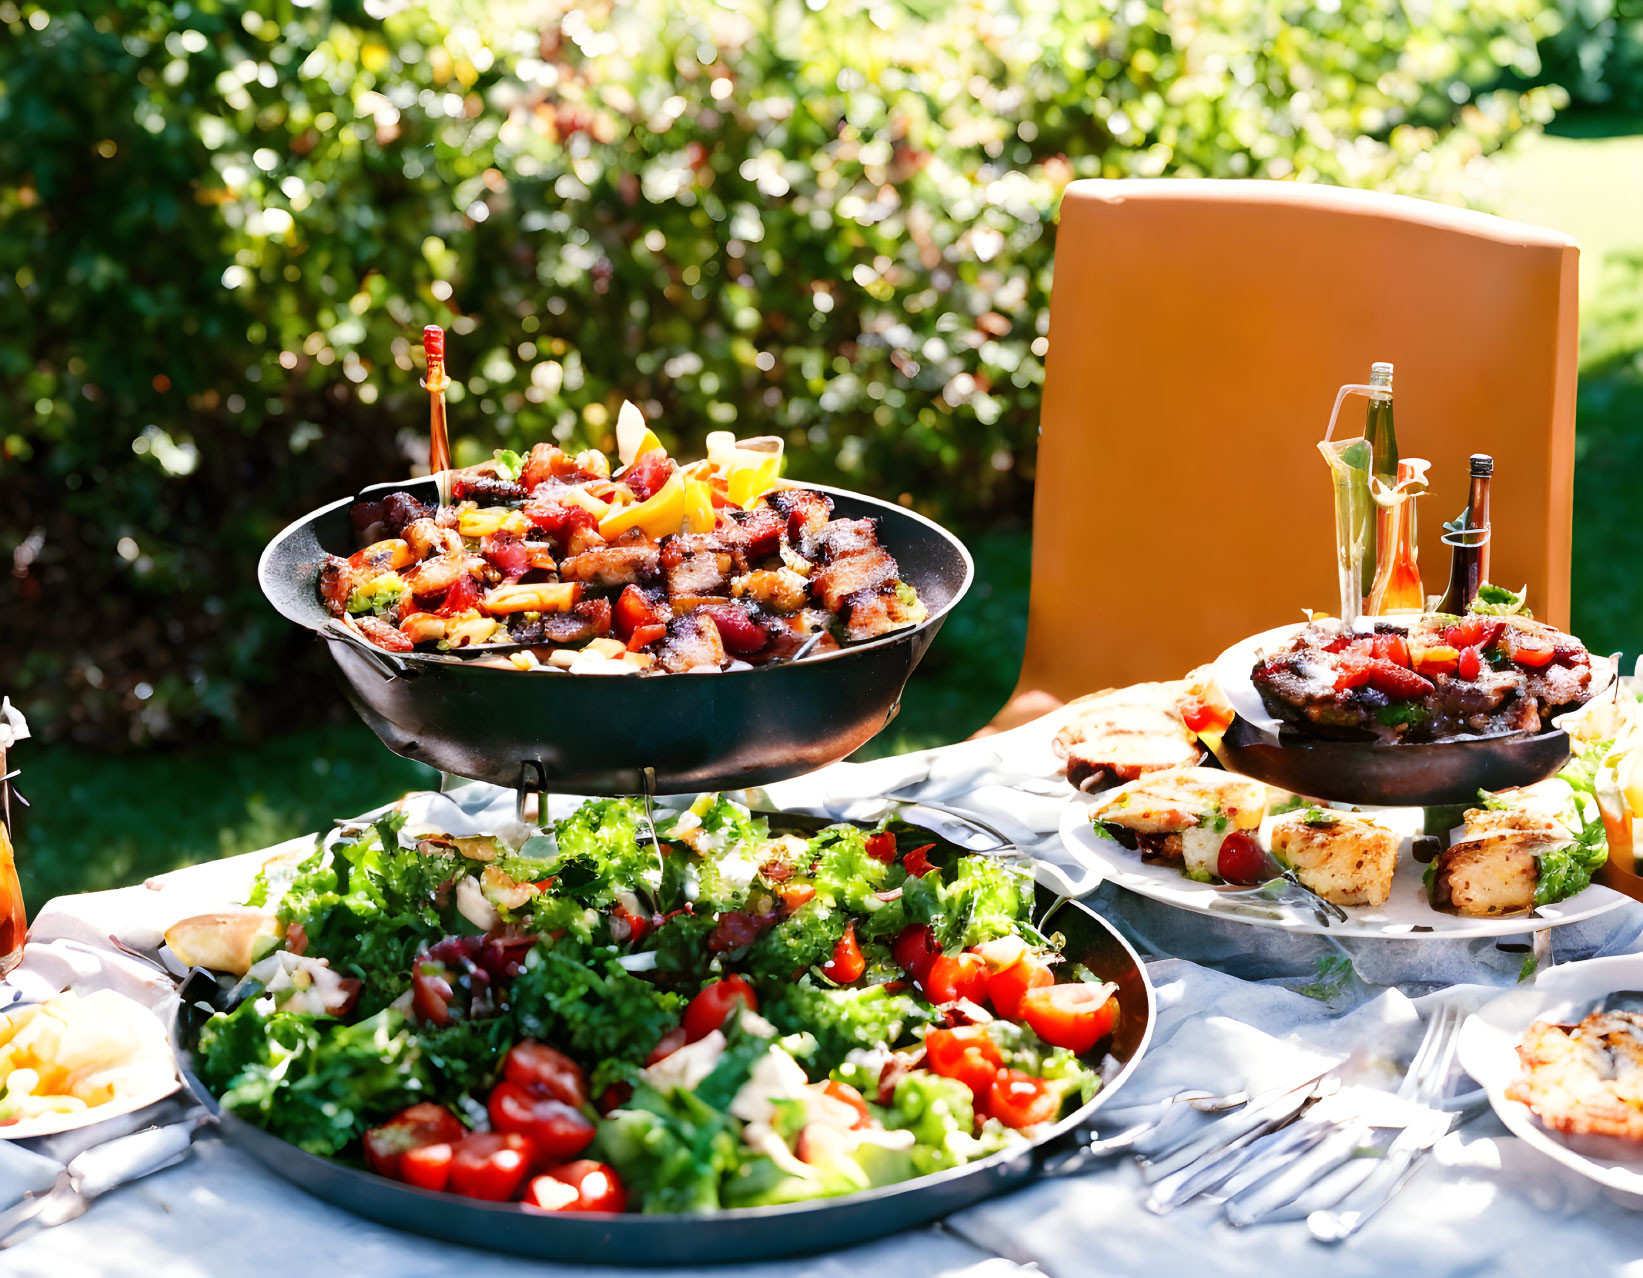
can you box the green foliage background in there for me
[2,0,1572,748]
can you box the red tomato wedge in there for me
[986,954,1054,1020]
[821,920,865,984]
[924,1026,1004,1099]
[503,1041,588,1109]
[924,952,990,1005]
[986,1069,1059,1129]
[864,832,898,863]
[902,844,936,878]
[682,975,758,1042]
[362,1103,466,1182]
[646,1025,688,1065]
[399,1141,456,1191]
[448,1132,533,1201]
[487,1082,596,1163]
[891,923,941,984]
[1020,983,1120,1055]
[524,1160,627,1213]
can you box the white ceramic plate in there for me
[1059,794,1628,938]
[1458,954,1643,1203]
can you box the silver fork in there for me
[1223,1001,1464,1226]
[1211,872,1350,928]
[1307,1005,1470,1241]
[1038,1087,1254,1177]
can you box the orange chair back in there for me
[1012,178,1579,708]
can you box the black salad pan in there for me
[257,478,973,795]
[177,882,1154,1266]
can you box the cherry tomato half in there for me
[1216,831,1268,886]
[924,1026,1004,1099]
[363,1103,467,1182]
[986,954,1054,1020]
[986,1070,1059,1129]
[646,1025,689,1065]
[682,974,759,1042]
[448,1132,533,1201]
[821,1080,872,1129]
[503,1041,588,1109]
[924,952,990,1005]
[902,844,936,878]
[1457,645,1482,682]
[524,1160,628,1213]
[488,1082,596,1163]
[864,832,898,863]
[399,1141,456,1192]
[1020,983,1120,1055]
[821,920,865,984]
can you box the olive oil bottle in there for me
[1360,361,1398,598]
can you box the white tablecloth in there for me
[7,717,1643,1277]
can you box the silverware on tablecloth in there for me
[0,1111,212,1248]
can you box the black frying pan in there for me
[177,883,1153,1265]
[257,479,973,795]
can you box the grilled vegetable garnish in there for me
[1251,614,1594,743]
[317,416,926,669]
[1089,767,1267,881]
[1510,1011,1643,1140]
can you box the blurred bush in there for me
[1,0,1566,747]
[1532,0,1643,109]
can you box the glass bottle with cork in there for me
[1360,361,1398,601]
[1434,454,1493,615]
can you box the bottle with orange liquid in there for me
[0,699,29,977]
[1366,457,1429,616]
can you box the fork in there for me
[1037,1086,1254,1177]
[1306,1004,1471,1241]
[1223,1001,1464,1226]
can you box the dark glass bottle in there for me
[1435,454,1494,615]
[1360,361,1397,597]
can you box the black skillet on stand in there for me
[257,478,974,796]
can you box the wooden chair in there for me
[989,178,1580,729]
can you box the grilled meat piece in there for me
[529,597,614,646]
[1089,767,1268,880]
[733,568,810,615]
[403,517,463,560]
[1510,1011,1643,1140]
[351,491,435,542]
[451,474,527,504]
[661,533,738,599]
[521,443,581,491]
[840,587,926,642]
[815,518,880,561]
[768,488,834,556]
[811,546,897,614]
[318,555,355,618]
[560,544,662,588]
[1053,681,1206,792]
[733,507,786,561]
[655,613,728,673]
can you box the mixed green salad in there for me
[191,796,1121,1214]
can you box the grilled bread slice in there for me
[1089,767,1267,878]
[1270,809,1398,907]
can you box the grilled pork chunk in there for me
[1270,809,1398,907]
[560,545,662,588]
[655,613,728,673]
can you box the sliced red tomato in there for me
[1444,616,1505,652]
[902,844,936,878]
[362,1103,466,1181]
[411,970,455,1026]
[986,954,1054,1019]
[613,584,666,640]
[525,1160,628,1213]
[487,1082,596,1163]
[777,883,817,911]
[1332,653,1373,690]
[986,1070,1059,1129]
[448,1132,533,1201]
[924,952,990,1005]
[682,975,759,1042]
[1457,645,1482,682]
[1365,657,1434,698]
[864,832,898,863]
[924,1026,1004,1099]
[399,1141,455,1191]
[503,1042,588,1109]
[1369,633,1411,667]
[646,1025,688,1065]
[892,923,941,984]
[1020,983,1120,1055]
[822,1080,872,1129]
[1180,696,1232,734]
[821,920,866,984]
[1509,632,1556,668]
[628,622,667,651]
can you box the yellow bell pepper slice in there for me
[707,430,784,507]
[684,475,717,533]
[599,468,686,540]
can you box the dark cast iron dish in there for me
[175,887,1154,1263]
[257,478,973,795]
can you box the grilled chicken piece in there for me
[661,534,737,598]
[403,517,463,560]
[1270,810,1398,907]
[768,488,834,555]
[811,547,897,613]
[1053,681,1206,792]
[815,518,880,560]
[560,544,661,588]
[655,613,728,673]
[1089,767,1268,877]
[1510,1011,1643,1140]
[402,553,472,598]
